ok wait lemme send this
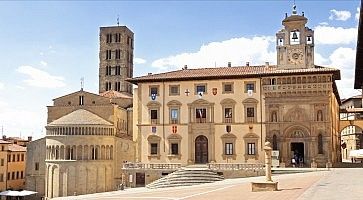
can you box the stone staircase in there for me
[146,165,224,189]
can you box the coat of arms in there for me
[212,88,217,95]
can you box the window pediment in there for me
[221,133,237,139]
[167,100,182,107]
[147,101,161,108]
[242,98,258,104]
[167,134,182,140]
[243,132,259,139]
[147,135,161,141]
[220,98,237,105]
[188,99,213,106]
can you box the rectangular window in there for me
[7,172,10,180]
[16,171,19,179]
[170,109,179,124]
[247,107,255,122]
[150,86,159,96]
[248,143,256,155]
[196,108,207,123]
[0,174,3,182]
[196,85,206,94]
[150,109,158,124]
[225,143,233,155]
[171,143,179,155]
[1,146,4,151]
[169,85,180,96]
[246,83,255,92]
[35,162,39,171]
[224,108,232,123]
[223,83,233,93]
[21,171,23,179]
[7,155,10,162]
[17,154,20,162]
[150,143,158,155]
[0,159,3,166]
[12,155,15,162]
[11,172,14,180]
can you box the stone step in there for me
[146,167,224,189]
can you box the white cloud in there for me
[329,9,351,21]
[0,107,46,139]
[152,36,276,71]
[0,82,4,90]
[314,52,329,66]
[319,22,329,26]
[40,61,48,67]
[314,25,357,45]
[16,66,66,88]
[356,7,361,21]
[39,52,44,56]
[324,47,356,98]
[134,58,147,64]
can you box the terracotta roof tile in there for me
[128,65,340,84]
[48,109,113,126]
[99,90,132,99]
[8,144,26,152]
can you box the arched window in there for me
[272,135,278,150]
[318,134,323,154]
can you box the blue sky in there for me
[0,1,360,139]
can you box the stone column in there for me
[264,141,273,182]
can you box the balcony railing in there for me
[208,163,264,171]
[122,163,182,170]
[195,118,207,123]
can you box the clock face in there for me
[288,49,303,65]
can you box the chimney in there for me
[265,62,269,67]
[147,72,152,76]
[183,65,188,70]
[246,62,250,67]
[2,135,6,140]
[28,136,32,142]
[227,62,231,67]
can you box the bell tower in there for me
[276,5,314,69]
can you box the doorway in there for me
[291,142,304,164]
[135,173,145,187]
[195,135,208,164]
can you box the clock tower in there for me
[276,5,314,69]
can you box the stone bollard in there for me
[251,141,278,192]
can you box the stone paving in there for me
[54,168,363,200]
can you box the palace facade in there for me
[130,6,341,169]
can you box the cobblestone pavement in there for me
[54,168,363,200]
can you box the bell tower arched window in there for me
[290,30,300,45]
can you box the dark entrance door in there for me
[291,142,304,165]
[195,135,208,164]
[135,173,145,187]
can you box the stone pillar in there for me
[264,141,273,182]
[251,141,278,192]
